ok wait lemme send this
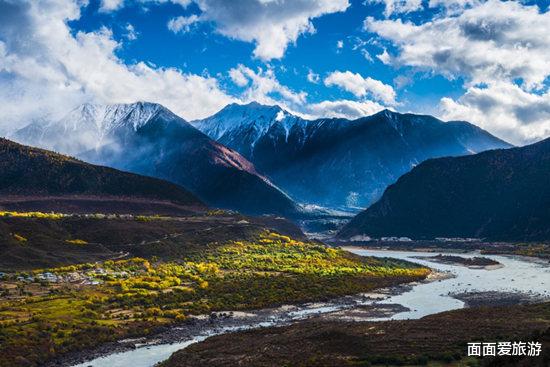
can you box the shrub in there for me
[13,233,27,242]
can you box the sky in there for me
[0,0,549,145]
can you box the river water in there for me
[71,249,550,367]
[346,248,550,320]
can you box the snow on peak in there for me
[11,101,183,155]
[275,110,286,122]
[64,102,168,134]
[192,101,303,145]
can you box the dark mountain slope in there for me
[0,137,203,210]
[339,138,550,241]
[0,138,203,206]
[86,120,301,217]
[194,103,511,209]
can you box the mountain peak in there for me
[192,101,300,148]
[12,101,185,157]
[51,101,189,140]
[219,101,284,117]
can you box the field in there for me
[0,225,429,367]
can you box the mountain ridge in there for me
[193,102,512,210]
[13,102,301,217]
[338,137,550,241]
[0,137,205,213]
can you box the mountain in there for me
[193,102,512,210]
[13,102,301,217]
[339,138,550,241]
[0,137,204,214]
[192,101,307,160]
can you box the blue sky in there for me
[71,0,463,114]
[1,0,549,145]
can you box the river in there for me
[70,249,550,367]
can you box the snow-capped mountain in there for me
[192,101,307,160]
[194,103,513,211]
[13,102,301,217]
[14,102,173,155]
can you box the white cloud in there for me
[167,14,200,33]
[190,0,350,61]
[428,0,481,14]
[99,0,124,12]
[125,23,138,41]
[113,1,350,60]
[226,65,387,121]
[228,67,249,87]
[368,0,422,17]
[336,40,343,49]
[365,0,550,143]
[170,0,193,6]
[324,70,397,105]
[119,0,194,12]
[376,48,390,64]
[0,0,234,133]
[361,49,373,62]
[230,64,307,107]
[439,82,550,145]
[306,69,320,84]
[305,99,385,119]
[364,1,550,90]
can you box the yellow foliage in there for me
[13,233,27,242]
[65,239,88,245]
[0,211,67,219]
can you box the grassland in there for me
[0,231,429,367]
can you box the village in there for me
[0,264,133,300]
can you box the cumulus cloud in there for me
[439,82,550,145]
[365,0,550,143]
[324,70,397,105]
[167,0,350,61]
[364,1,550,90]
[0,0,234,133]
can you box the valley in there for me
[3,1,550,366]
[45,248,550,367]
[192,103,510,210]
[0,214,429,367]
[2,104,549,367]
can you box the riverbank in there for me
[412,254,503,269]
[159,302,550,367]
[336,240,550,261]
[54,273,444,367]
[453,291,550,307]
